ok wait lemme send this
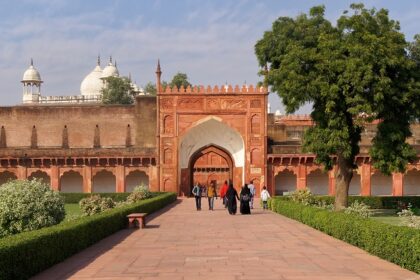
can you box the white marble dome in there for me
[102,57,119,78]
[22,60,42,82]
[80,62,103,96]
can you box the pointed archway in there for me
[188,144,233,195]
[179,117,245,196]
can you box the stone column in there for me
[360,163,371,196]
[115,165,126,193]
[296,164,307,190]
[17,166,27,180]
[328,168,336,196]
[50,165,60,191]
[392,173,404,196]
[83,166,92,193]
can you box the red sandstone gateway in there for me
[0,61,419,196]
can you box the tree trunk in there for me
[334,154,353,211]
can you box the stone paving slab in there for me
[32,198,419,280]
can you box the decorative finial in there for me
[156,59,161,74]
[128,72,132,82]
[114,60,117,67]
[97,55,100,66]
[30,58,33,66]
[109,56,112,63]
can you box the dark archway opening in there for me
[188,145,234,196]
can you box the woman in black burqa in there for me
[240,184,251,214]
[225,183,239,215]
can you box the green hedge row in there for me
[0,192,177,279]
[60,192,132,203]
[269,198,420,273]
[277,195,420,209]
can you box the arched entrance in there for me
[178,117,245,196]
[188,145,233,195]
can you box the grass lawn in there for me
[64,204,82,221]
[369,209,403,226]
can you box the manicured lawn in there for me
[370,216,403,226]
[64,204,81,221]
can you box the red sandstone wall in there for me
[0,105,136,148]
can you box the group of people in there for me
[192,180,271,214]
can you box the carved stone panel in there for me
[177,98,203,110]
[250,99,261,108]
[160,98,173,110]
[221,99,246,110]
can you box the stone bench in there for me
[127,213,147,229]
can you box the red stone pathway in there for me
[33,198,419,280]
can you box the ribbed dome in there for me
[80,64,103,96]
[102,57,119,78]
[22,60,42,82]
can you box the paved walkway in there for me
[33,198,419,280]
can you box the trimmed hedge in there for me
[269,198,420,273]
[0,192,177,279]
[61,192,132,203]
[277,195,420,209]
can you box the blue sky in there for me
[0,0,419,113]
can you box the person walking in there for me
[260,186,271,210]
[225,183,239,215]
[220,180,228,208]
[192,182,203,211]
[207,181,217,210]
[248,180,256,209]
[240,184,251,214]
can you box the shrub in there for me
[79,195,116,216]
[61,193,131,204]
[397,204,420,229]
[0,192,177,279]
[290,188,313,205]
[126,186,152,203]
[0,179,65,237]
[269,198,420,273]
[344,201,371,218]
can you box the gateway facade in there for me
[0,61,419,196]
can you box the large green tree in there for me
[255,4,420,210]
[101,76,135,104]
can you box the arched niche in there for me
[163,115,173,134]
[371,172,392,196]
[349,171,361,195]
[28,170,50,186]
[275,169,296,195]
[307,169,328,195]
[251,148,261,165]
[92,170,116,193]
[126,170,149,192]
[404,170,420,195]
[60,170,83,193]
[0,171,17,186]
[251,114,260,134]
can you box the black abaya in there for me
[240,187,251,214]
[225,187,239,215]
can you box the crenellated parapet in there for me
[160,84,267,94]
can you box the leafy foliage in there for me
[344,201,372,218]
[126,186,152,203]
[170,72,191,89]
[0,179,65,237]
[0,192,177,279]
[143,82,157,95]
[270,197,420,273]
[79,195,116,216]
[290,188,314,205]
[101,76,135,104]
[397,204,420,229]
[255,4,420,209]
[61,192,131,204]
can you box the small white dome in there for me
[80,64,103,96]
[22,60,42,82]
[275,110,282,116]
[102,58,119,78]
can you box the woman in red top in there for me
[220,180,228,208]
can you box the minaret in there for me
[22,59,43,104]
[156,59,162,94]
